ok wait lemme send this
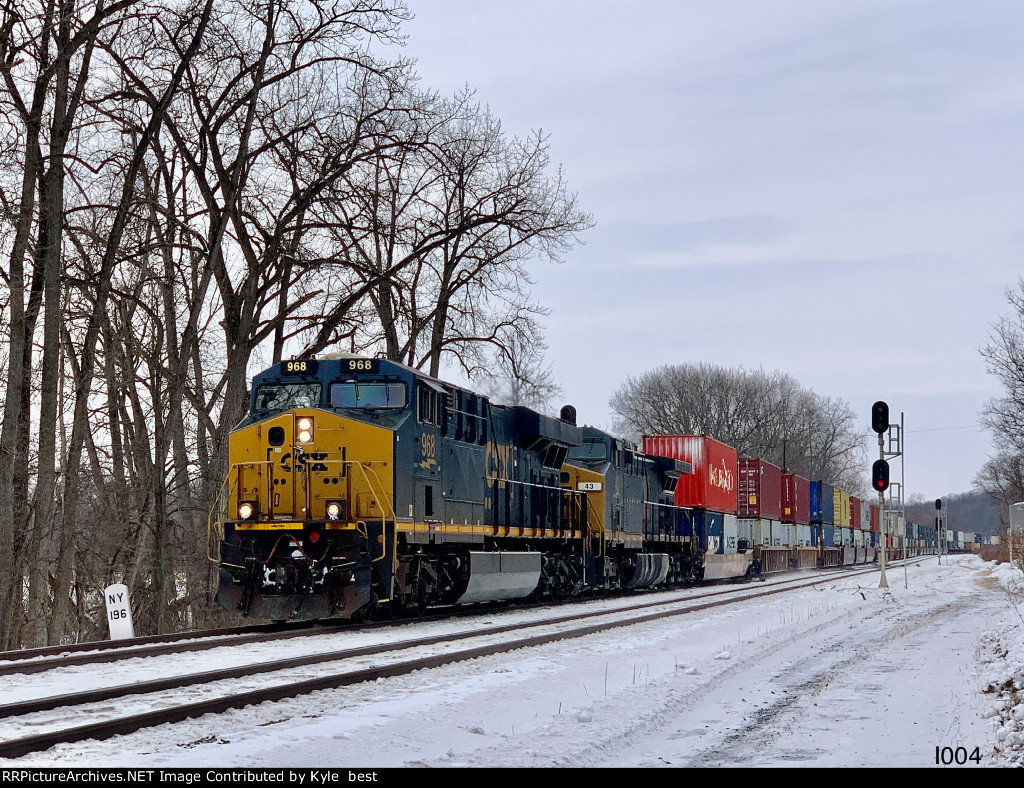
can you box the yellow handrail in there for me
[205,460,274,565]
[208,458,396,568]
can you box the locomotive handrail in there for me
[299,457,395,524]
[352,461,396,568]
[207,460,274,567]
[207,472,237,564]
[564,489,604,560]
[484,474,570,492]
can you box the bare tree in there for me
[300,90,592,393]
[0,0,585,646]
[976,278,1024,510]
[980,278,1024,453]
[610,363,868,491]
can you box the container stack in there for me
[641,435,744,580]
[737,458,782,548]
[782,473,814,567]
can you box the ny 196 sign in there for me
[104,582,135,641]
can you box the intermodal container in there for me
[643,435,738,514]
[850,497,862,531]
[833,489,851,527]
[860,500,871,531]
[781,473,810,524]
[691,509,725,554]
[737,458,782,520]
[870,504,880,533]
[809,481,835,524]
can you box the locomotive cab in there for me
[211,355,407,621]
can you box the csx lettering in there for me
[295,452,329,472]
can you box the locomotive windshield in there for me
[330,381,407,409]
[568,440,610,461]
[252,382,322,415]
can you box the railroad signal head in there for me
[871,401,889,434]
[935,498,942,510]
[872,459,890,492]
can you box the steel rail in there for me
[0,560,908,759]
[0,559,896,676]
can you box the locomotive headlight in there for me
[326,501,342,520]
[296,417,314,444]
[238,502,256,520]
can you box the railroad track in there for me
[0,560,904,759]
[0,559,887,675]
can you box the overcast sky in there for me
[403,0,1024,500]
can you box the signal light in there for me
[871,401,889,434]
[872,459,890,492]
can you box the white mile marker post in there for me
[104,582,135,640]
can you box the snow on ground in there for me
[4,554,1024,768]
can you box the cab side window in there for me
[417,383,441,426]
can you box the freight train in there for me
[208,354,935,621]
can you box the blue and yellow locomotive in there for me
[210,354,695,621]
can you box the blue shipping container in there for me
[692,510,725,554]
[809,481,835,524]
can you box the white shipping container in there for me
[781,523,796,547]
[759,518,779,546]
[736,518,755,548]
[724,514,739,554]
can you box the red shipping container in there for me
[781,473,810,524]
[737,458,782,520]
[870,504,880,533]
[850,496,862,531]
[642,434,738,514]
